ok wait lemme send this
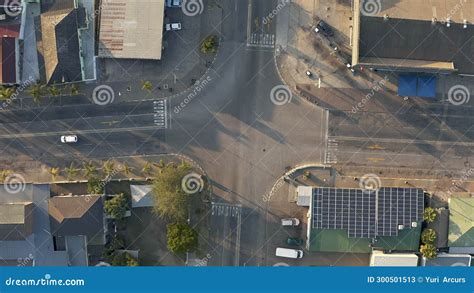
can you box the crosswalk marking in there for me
[246,33,275,48]
[153,99,168,129]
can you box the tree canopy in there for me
[151,162,193,221]
[166,223,198,253]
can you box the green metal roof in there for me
[449,197,474,247]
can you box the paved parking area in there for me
[264,180,370,266]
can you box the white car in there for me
[166,0,182,7]
[281,218,300,227]
[165,23,182,31]
[61,135,78,143]
[275,247,304,259]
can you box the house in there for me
[49,195,106,265]
[448,197,474,254]
[0,184,106,267]
[0,1,24,85]
[307,187,424,253]
[98,0,165,60]
[35,0,95,84]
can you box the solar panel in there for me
[312,187,424,238]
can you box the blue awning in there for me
[398,75,417,97]
[417,76,437,98]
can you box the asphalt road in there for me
[0,0,327,266]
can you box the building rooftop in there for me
[421,253,472,267]
[448,197,474,249]
[36,0,85,84]
[370,251,419,267]
[0,202,34,241]
[98,0,165,60]
[358,17,474,75]
[49,195,104,238]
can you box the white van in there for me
[275,247,304,259]
[281,218,300,227]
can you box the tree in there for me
[420,243,437,259]
[48,85,61,97]
[423,207,437,223]
[27,84,44,104]
[122,162,133,176]
[64,163,79,180]
[0,169,12,181]
[142,161,153,176]
[141,81,153,92]
[70,84,79,95]
[111,252,139,266]
[151,163,192,221]
[87,177,104,194]
[166,223,198,253]
[83,161,97,178]
[200,35,218,54]
[50,167,60,181]
[103,160,116,178]
[0,86,16,101]
[104,193,129,219]
[421,228,437,244]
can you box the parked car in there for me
[314,20,334,37]
[166,0,182,7]
[286,237,304,246]
[275,247,304,259]
[60,135,78,143]
[281,218,300,227]
[165,23,182,31]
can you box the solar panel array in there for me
[312,187,424,238]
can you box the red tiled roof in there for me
[0,37,16,84]
[0,24,20,38]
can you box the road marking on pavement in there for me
[247,33,275,48]
[153,99,168,129]
[325,138,338,164]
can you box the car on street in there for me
[281,218,300,227]
[275,247,304,259]
[60,135,78,143]
[314,20,334,37]
[286,237,304,246]
[165,22,182,31]
[166,0,181,7]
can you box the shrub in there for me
[166,223,198,253]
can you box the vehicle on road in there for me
[306,70,313,78]
[165,23,182,31]
[281,218,300,227]
[166,0,181,7]
[286,237,304,246]
[60,135,78,143]
[314,20,334,37]
[275,247,304,259]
